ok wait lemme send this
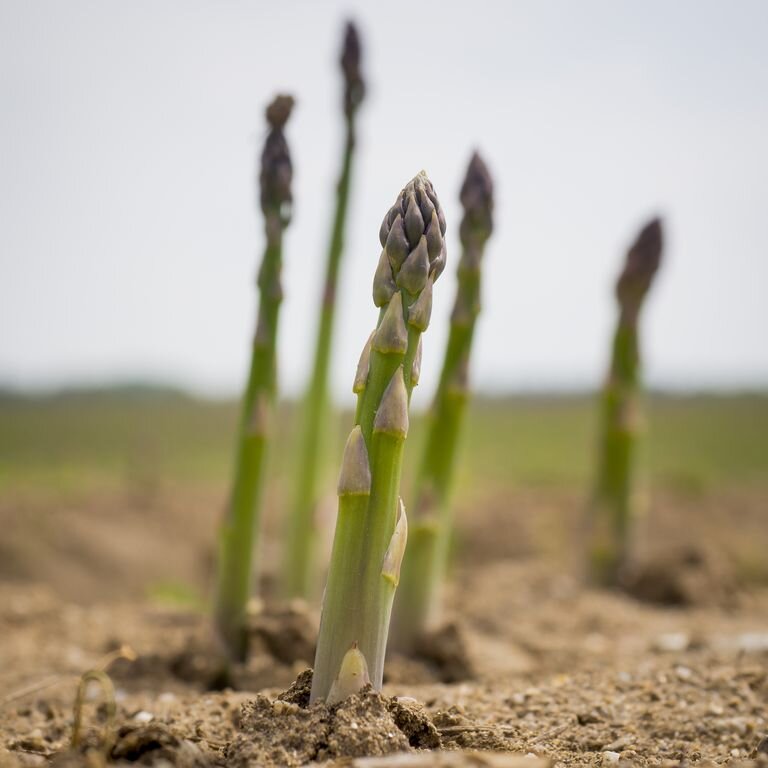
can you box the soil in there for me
[1,490,768,766]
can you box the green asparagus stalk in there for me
[310,172,447,702]
[392,153,494,651]
[282,22,366,599]
[213,95,294,660]
[588,217,663,586]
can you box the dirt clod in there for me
[110,723,208,766]
[227,682,418,768]
[389,697,442,749]
[276,667,314,707]
[247,603,316,666]
[324,689,410,759]
[623,546,738,606]
[415,623,474,683]
[227,694,328,767]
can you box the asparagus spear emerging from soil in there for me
[310,172,447,702]
[282,22,365,600]
[392,153,494,650]
[213,95,294,660]
[588,217,663,586]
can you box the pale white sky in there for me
[1,0,767,403]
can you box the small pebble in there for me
[653,632,690,652]
[133,711,154,723]
[602,751,620,764]
[675,665,692,680]
[737,633,768,652]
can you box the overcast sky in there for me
[1,0,767,404]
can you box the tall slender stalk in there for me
[213,95,294,660]
[392,153,494,651]
[311,172,447,702]
[588,218,663,586]
[282,22,365,599]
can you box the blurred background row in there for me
[1,0,767,606]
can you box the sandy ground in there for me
[1,547,767,766]
[1,470,768,767]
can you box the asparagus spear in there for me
[588,217,663,586]
[283,22,366,599]
[213,95,294,660]
[392,153,494,651]
[310,172,447,702]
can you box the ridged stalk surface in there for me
[311,172,447,702]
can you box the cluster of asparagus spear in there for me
[211,19,664,696]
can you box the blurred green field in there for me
[1,387,766,599]
[1,389,766,502]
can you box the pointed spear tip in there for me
[616,216,664,312]
[381,172,446,289]
[265,94,295,130]
[637,216,663,250]
[460,150,494,239]
[260,95,294,216]
[630,216,664,274]
[341,21,365,115]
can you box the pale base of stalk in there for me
[587,485,648,587]
[587,392,641,587]
[586,498,631,587]
[310,435,405,702]
[213,428,267,661]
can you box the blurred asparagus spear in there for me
[283,23,365,599]
[392,153,494,651]
[588,217,663,586]
[213,95,294,660]
[310,172,447,702]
